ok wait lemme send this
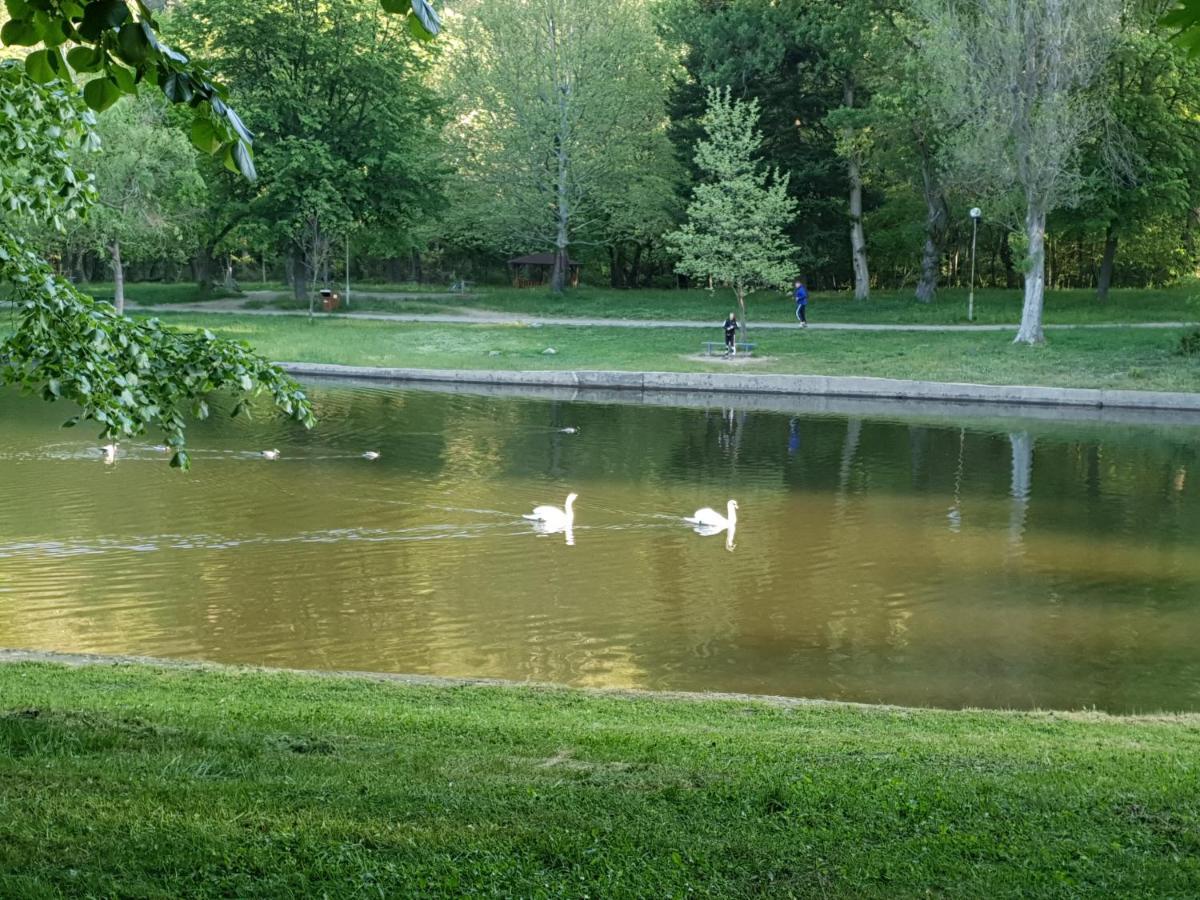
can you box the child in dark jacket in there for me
[723,313,738,356]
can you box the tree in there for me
[1072,3,1200,301]
[918,0,1122,344]
[446,0,673,293]
[166,0,445,308]
[661,0,848,290]
[0,63,312,466]
[85,93,204,313]
[1,0,437,462]
[668,88,797,334]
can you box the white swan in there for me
[559,427,578,435]
[261,449,281,460]
[362,451,381,460]
[523,492,577,530]
[685,499,738,530]
[100,443,118,464]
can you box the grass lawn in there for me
[118,281,1200,326]
[79,282,240,306]
[447,283,1200,326]
[145,312,1200,393]
[1,661,1197,898]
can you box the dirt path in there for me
[136,300,1199,333]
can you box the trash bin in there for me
[319,289,340,312]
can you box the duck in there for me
[684,499,738,531]
[523,492,578,531]
[100,443,118,464]
[261,449,281,460]
[362,451,381,460]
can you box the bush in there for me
[1177,329,1200,357]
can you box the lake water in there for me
[1,381,1198,712]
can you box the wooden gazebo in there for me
[507,252,581,288]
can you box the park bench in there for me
[702,341,756,356]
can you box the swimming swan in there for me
[523,492,578,530]
[685,499,738,530]
[100,443,118,464]
[261,449,281,460]
[362,451,381,460]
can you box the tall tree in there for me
[1,0,437,460]
[167,0,444,305]
[662,0,847,289]
[84,93,204,314]
[446,0,676,293]
[919,0,1122,343]
[1074,2,1200,300]
[668,88,797,334]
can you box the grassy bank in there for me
[1,660,1197,897]
[162,283,1200,326]
[146,312,1200,393]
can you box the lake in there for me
[1,381,1198,712]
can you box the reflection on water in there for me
[1,384,1199,712]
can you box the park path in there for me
[137,300,1197,332]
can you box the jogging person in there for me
[793,279,808,326]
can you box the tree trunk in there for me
[735,284,747,339]
[109,239,125,315]
[1000,235,1017,289]
[193,247,213,299]
[608,246,622,289]
[629,244,643,288]
[410,249,423,284]
[287,250,305,303]
[223,254,236,292]
[1097,225,1117,302]
[844,80,870,300]
[1014,203,1047,344]
[915,151,946,304]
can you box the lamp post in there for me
[968,207,982,322]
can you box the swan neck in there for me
[727,502,737,525]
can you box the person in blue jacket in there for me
[793,279,808,327]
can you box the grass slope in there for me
[147,312,1200,393]
[1,662,1197,898]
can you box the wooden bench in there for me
[702,341,756,356]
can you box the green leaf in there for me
[162,72,193,103]
[116,21,150,65]
[408,0,441,36]
[1,17,40,47]
[37,12,70,48]
[407,13,434,42]
[108,62,137,94]
[79,0,130,41]
[4,0,32,19]
[225,139,255,180]
[190,116,221,155]
[67,45,104,74]
[24,49,62,85]
[83,76,123,112]
[378,0,409,13]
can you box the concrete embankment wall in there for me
[280,363,1200,415]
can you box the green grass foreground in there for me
[148,312,1200,393]
[0,662,1197,897]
